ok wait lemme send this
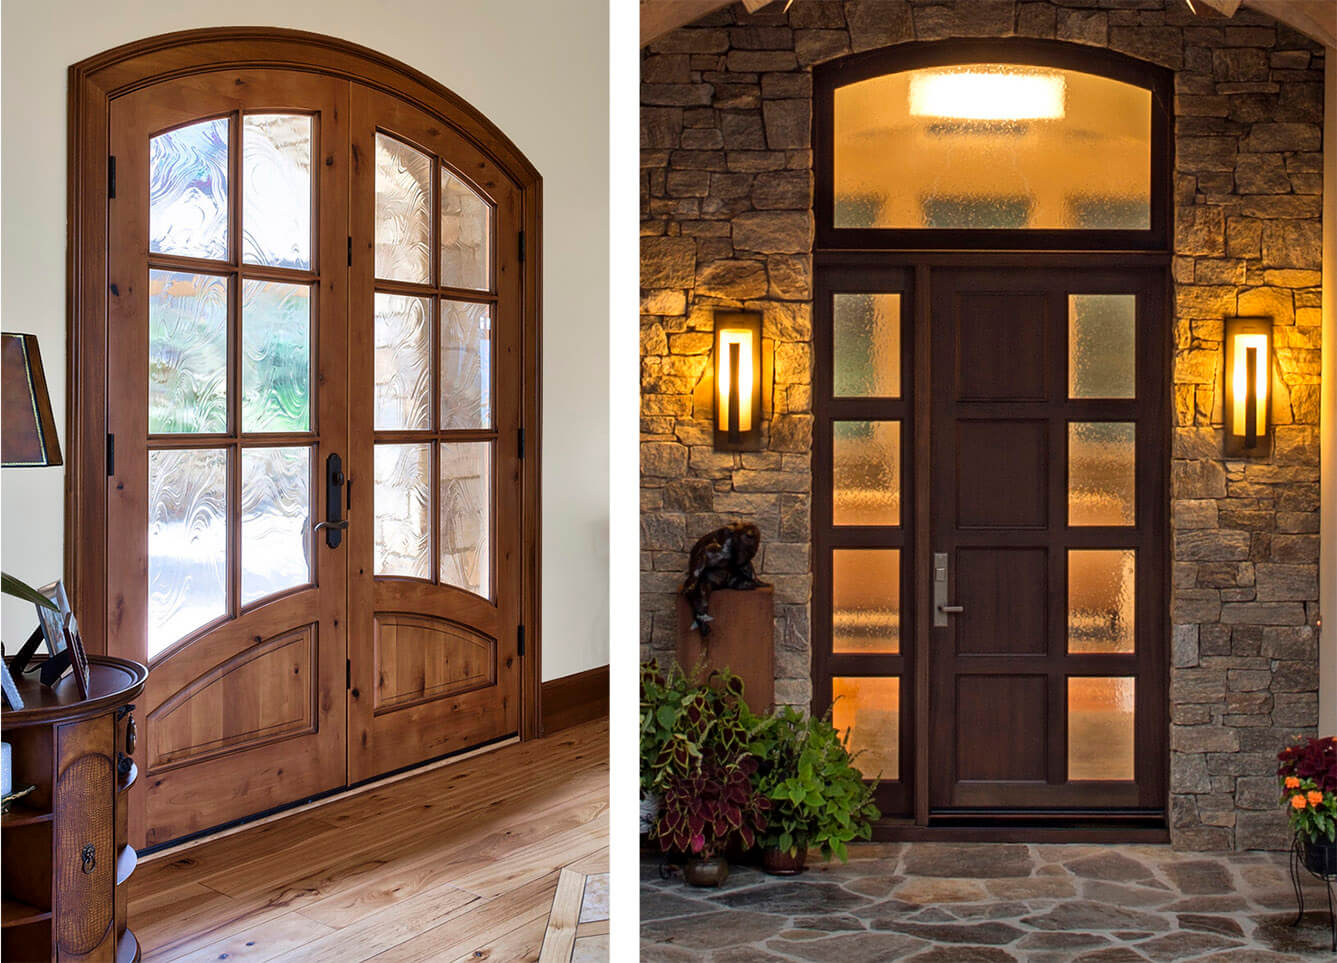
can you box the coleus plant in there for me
[640,660,762,793]
[1277,735,1337,794]
[654,752,769,859]
[1278,736,1337,845]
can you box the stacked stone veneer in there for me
[639,0,1324,850]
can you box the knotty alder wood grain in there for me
[126,718,608,962]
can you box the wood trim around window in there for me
[66,26,545,740]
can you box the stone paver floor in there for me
[641,843,1337,961]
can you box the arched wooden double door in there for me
[86,33,538,848]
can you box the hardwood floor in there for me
[127,719,609,962]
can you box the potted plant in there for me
[654,751,768,886]
[1278,735,1337,875]
[753,705,880,874]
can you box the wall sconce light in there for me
[1223,317,1272,458]
[714,311,762,451]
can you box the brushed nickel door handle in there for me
[938,604,965,614]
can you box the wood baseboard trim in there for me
[541,665,609,736]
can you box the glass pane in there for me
[440,169,491,291]
[439,442,492,598]
[241,447,311,605]
[149,271,228,434]
[243,114,312,270]
[375,134,432,283]
[834,66,1151,230]
[832,676,899,780]
[150,117,229,260]
[1068,550,1135,654]
[242,280,311,432]
[833,549,899,654]
[833,421,900,526]
[834,293,901,397]
[374,443,431,578]
[1069,295,1136,399]
[374,293,432,430]
[148,448,227,657]
[1068,677,1135,780]
[440,300,492,429]
[1068,422,1136,526]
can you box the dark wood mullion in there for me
[828,527,906,549]
[1046,286,1068,786]
[147,252,261,278]
[438,285,498,304]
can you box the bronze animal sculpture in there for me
[681,522,766,637]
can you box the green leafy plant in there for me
[1279,736,1337,845]
[2,572,57,611]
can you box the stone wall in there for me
[639,0,1324,850]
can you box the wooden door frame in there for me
[66,26,544,740]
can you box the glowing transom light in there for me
[1231,333,1269,437]
[909,67,1067,120]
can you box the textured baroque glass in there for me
[243,114,313,270]
[832,676,899,780]
[148,448,228,657]
[834,293,901,397]
[440,169,492,291]
[1068,422,1136,526]
[150,117,230,260]
[833,421,901,526]
[374,293,432,430]
[242,280,312,432]
[241,447,312,605]
[375,134,432,283]
[440,300,492,429]
[374,443,431,578]
[1068,549,1136,654]
[833,549,900,654]
[439,442,492,598]
[1069,295,1136,399]
[1068,677,1135,780]
[148,271,228,434]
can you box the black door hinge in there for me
[106,434,115,476]
[347,236,353,267]
[346,659,351,690]
[518,427,525,460]
[517,625,526,657]
[108,156,116,199]
[518,230,525,263]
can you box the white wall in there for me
[0,0,609,682]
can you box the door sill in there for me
[871,815,1169,844]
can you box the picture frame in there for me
[61,612,91,700]
[0,659,22,710]
[7,580,71,677]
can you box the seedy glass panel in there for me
[833,549,899,654]
[241,447,312,606]
[1068,676,1135,780]
[150,117,229,260]
[148,448,228,657]
[374,443,431,578]
[1069,295,1136,399]
[1068,549,1135,654]
[374,293,432,430]
[834,293,901,398]
[243,114,313,270]
[440,168,492,291]
[832,676,899,780]
[834,421,900,526]
[439,442,492,598]
[242,280,311,432]
[1068,422,1136,526]
[440,300,493,429]
[148,271,228,434]
[375,133,432,283]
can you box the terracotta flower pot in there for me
[762,846,807,875]
[1303,839,1337,877]
[684,856,729,887]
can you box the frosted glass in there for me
[440,169,491,291]
[439,442,491,598]
[148,271,228,434]
[834,293,901,397]
[241,447,312,605]
[243,114,312,270]
[833,549,899,654]
[242,280,311,432]
[832,676,899,780]
[150,117,229,260]
[833,421,900,526]
[1068,549,1135,654]
[1068,677,1135,780]
[374,443,431,578]
[1069,295,1136,399]
[1068,422,1136,526]
[374,293,432,430]
[440,300,492,429]
[148,448,228,657]
[375,134,432,283]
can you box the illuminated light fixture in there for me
[909,66,1066,121]
[714,311,763,451]
[1223,317,1272,457]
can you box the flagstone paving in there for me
[640,844,1337,961]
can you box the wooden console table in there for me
[2,655,148,962]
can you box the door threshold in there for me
[870,817,1169,844]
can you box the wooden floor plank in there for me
[455,912,550,963]
[159,910,335,963]
[537,867,586,963]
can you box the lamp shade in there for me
[2,332,62,467]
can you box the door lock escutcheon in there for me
[933,552,965,627]
[313,453,349,548]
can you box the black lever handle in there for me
[318,453,346,548]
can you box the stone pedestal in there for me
[676,586,774,712]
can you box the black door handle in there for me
[318,453,346,548]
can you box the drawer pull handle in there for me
[81,844,96,875]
